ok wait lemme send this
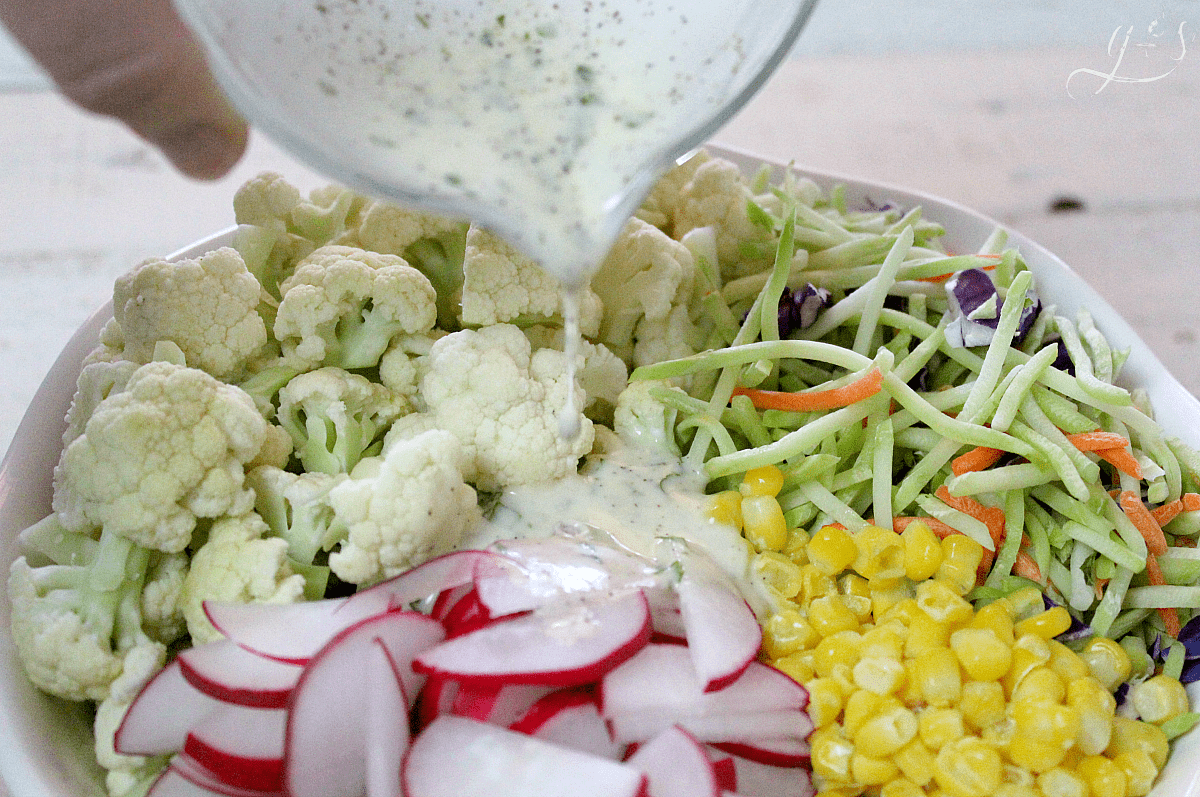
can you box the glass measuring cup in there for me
[174,0,819,284]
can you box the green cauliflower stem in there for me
[276,367,409,475]
[53,360,270,553]
[248,464,343,568]
[274,245,438,371]
[111,247,270,381]
[179,513,307,644]
[325,430,481,585]
[460,225,603,336]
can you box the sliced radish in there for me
[711,736,812,768]
[626,726,720,797]
[116,660,221,756]
[724,753,815,797]
[177,639,302,709]
[607,709,813,746]
[676,572,761,693]
[182,705,287,793]
[149,754,285,797]
[366,639,411,797]
[284,611,441,797]
[451,682,557,726]
[509,688,622,760]
[440,587,497,638]
[414,591,652,687]
[600,645,808,718]
[710,755,738,793]
[402,715,648,797]
[430,583,473,622]
[208,550,496,663]
[414,675,459,730]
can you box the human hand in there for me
[0,0,248,179]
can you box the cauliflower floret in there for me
[53,360,269,553]
[325,430,480,585]
[233,172,304,231]
[93,643,168,797]
[110,247,269,380]
[378,332,441,400]
[460,225,602,336]
[274,245,437,370]
[415,324,594,491]
[139,551,188,644]
[180,513,307,644]
[249,465,343,567]
[672,156,776,277]
[62,359,139,449]
[635,149,712,233]
[276,367,409,475]
[613,380,685,458]
[590,216,702,368]
[524,326,628,423]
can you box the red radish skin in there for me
[710,755,738,793]
[414,675,459,729]
[148,754,286,797]
[606,709,813,747]
[366,639,412,797]
[402,716,648,797]
[176,639,302,709]
[711,736,812,769]
[429,583,473,621]
[182,705,287,793]
[413,591,652,687]
[676,574,761,693]
[439,587,497,638]
[116,661,223,757]
[625,726,721,797]
[451,682,557,726]
[509,688,622,760]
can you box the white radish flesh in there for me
[176,639,302,709]
[509,689,622,760]
[625,726,720,797]
[148,754,285,797]
[607,709,813,747]
[116,660,222,756]
[676,573,761,692]
[182,705,287,793]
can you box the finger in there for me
[0,0,249,179]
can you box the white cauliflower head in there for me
[274,245,437,370]
[111,247,269,380]
[180,513,307,644]
[53,361,269,553]
[326,430,480,585]
[92,643,168,796]
[672,156,775,275]
[418,324,595,491]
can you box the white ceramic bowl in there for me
[2,149,1199,797]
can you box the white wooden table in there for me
[0,43,1198,457]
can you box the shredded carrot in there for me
[733,368,884,413]
[1012,550,1045,585]
[1183,493,1200,512]
[1094,447,1144,479]
[1094,577,1109,600]
[951,446,1004,477]
[935,486,1006,551]
[1151,499,1183,528]
[919,262,998,284]
[1145,553,1182,638]
[1066,430,1133,452]
[1119,490,1169,556]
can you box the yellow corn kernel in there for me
[949,627,1012,682]
[807,677,846,728]
[1077,755,1129,797]
[1012,699,1081,750]
[741,464,785,497]
[916,579,974,626]
[1006,731,1067,773]
[754,552,805,600]
[855,703,919,758]
[1002,762,1037,787]
[904,610,951,659]
[994,786,1040,797]
[771,651,816,684]
[783,527,812,565]
[894,739,937,786]
[934,736,1003,797]
[898,657,926,708]
[881,597,922,625]
[1036,767,1088,797]
[879,777,925,797]
[741,494,788,552]
[959,680,1007,731]
[854,656,907,695]
[810,726,855,783]
[763,609,819,658]
[1068,678,1116,755]
[841,689,885,736]
[982,716,1017,749]
[936,534,985,595]
[1003,634,1052,697]
[1067,676,1117,715]
[809,595,863,638]
[853,525,906,585]
[799,564,840,605]
[1047,640,1092,683]
[967,600,1015,646]
[1129,673,1190,725]
[844,594,874,624]
[808,524,859,576]
[1110,750,1159,797]
[1080,637,1133,692]
[902,520,944,581]
[1002,586,1047,620]
[706,490,744,530]
[1014,606,1073,640]
[839,571,871,599]
[1106,717,1170,770]
[859,625,904,661]
[912,647,963,708]
[813,631,863,677]
[852,751,900,786]
[919,707,967,751]
[1011,666,1066,705]
[870,580,915,619]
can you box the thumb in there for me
[0,0,248,179]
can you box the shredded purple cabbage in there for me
[777,284,832,338]
[1042,593,1093,644]
[944,269,1041,349]
[1049,337,1076,375]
